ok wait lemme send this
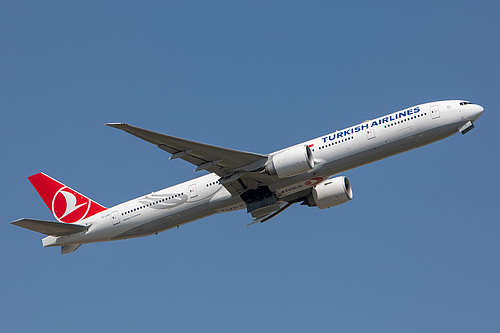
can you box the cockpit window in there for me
[460,101,473,106]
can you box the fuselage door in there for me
[111,210,120,225]
[188,184,198,198]
[431,105,441,119]
[366,127,376,140]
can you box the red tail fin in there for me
[28,173,107,223]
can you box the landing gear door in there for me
[431,105,440,119]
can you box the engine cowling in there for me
[264,145,314,178]
[307,176,353,209]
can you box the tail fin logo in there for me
[52,187,91,223]
[28,173,107,223]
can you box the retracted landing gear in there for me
[240,186,280,219]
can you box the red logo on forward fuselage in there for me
[304,177,324,186]
[51,187,90,223]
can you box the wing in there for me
[106,123,268,177]
[107,123,311,224]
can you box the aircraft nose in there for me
[471,104,484,121]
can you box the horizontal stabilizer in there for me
[12,218,88,236]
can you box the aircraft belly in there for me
[110,219,173,239]
[110,192,240,240]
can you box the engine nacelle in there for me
[265,145,314,178]
[307,176,353,209]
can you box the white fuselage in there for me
[42,100,484,248]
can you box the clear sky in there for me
[1,1,499,332]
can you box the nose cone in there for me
[471,104,484,121]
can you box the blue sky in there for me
[1,1,499,332]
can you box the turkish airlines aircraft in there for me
[13,100,484,254]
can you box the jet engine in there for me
[264,145,314,178]
[305,176,353,209]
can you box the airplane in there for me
[12,100,484,254]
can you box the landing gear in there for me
[240,186,273,203]
[240,186,280,218]
[459,121,475,135]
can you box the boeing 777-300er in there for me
[13,100,484,254]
